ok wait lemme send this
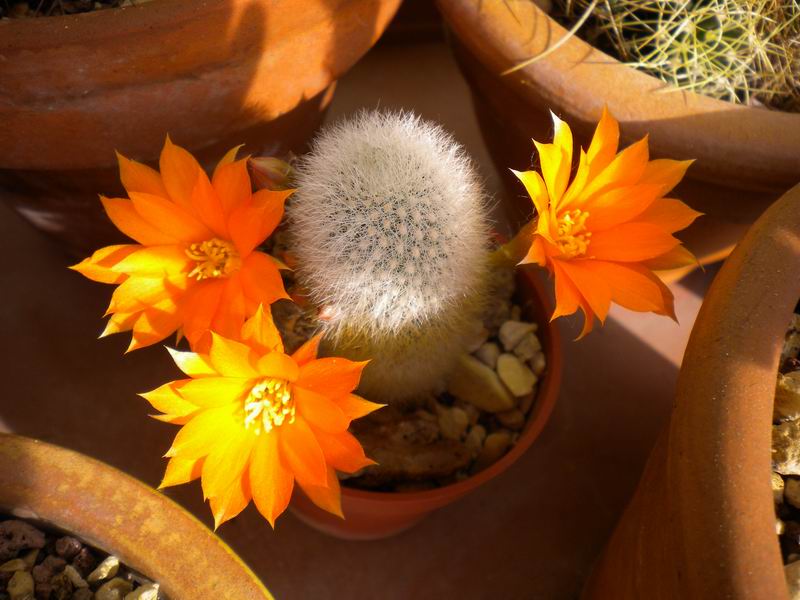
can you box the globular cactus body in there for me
[289,111,490,403]
[558,0,800,111]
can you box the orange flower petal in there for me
[190,170,228,239]
[167,348,218,377]
[582,260,674,316]
[70,245,138,284]
[140,381,198,418]
[548,113,574,208]
[201,432,255,501]
[549,260,582,320]
[519,235,548,267]
[643,244,698,271]
[511,169,550,232]
[634,198,703,234]
[589,223,679,262]
[559,149,591,210]
[291,335,321,366]
[639,159,694,196]
[214,145,244,174]
[111,245,190,276]
[159,456,205,489]
[584,184,662,231]
[129,191,212,243]
[240,252,290,306]
[269,254,292,272]
[312,428,375,473]
[126,300,182,351]
[159,136,202,212]
[532,113,573,204]
[177,377,252,408]
[212,158,252,215]
[100,311,139,338]
[108,275,181,314]
[295,387,349,433]
[249,433,293,528]
[298,358,368,398]
[580,136,649,202]
[151,412,196,426]
[576,299,596,339]
[556,259,612,323]
[534,140,571,207]
[209,474,252,530]
[209,274,249,341]
[586,106,620,173]
[101,197,178,246]
[278,416,328,488]
[256,352,299,382]
[181,279,226,347]
[241,305,284,355]
[334,393,384,421]
[166,403,238,459]
[207,332,260,378]
[296,467,343,519]
[116,152,168,198]
[228,189,290,257]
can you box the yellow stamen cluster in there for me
[186,238,241,280]
[243,378,295,435]
[556,209,591,258]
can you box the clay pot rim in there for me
[436,0,800,190]
[340,268,562,504]
[0,433,271,599]
[1,0,228,42]
[0,0,331,43]
[663,184,800,594]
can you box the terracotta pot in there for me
[436,0,800,278]
[0,433,271,599]
[0,0,401,255]
[581,183,800,598]
[291,269,563,540]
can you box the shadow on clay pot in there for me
[0,0,401,256]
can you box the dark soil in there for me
[0,0,142,18]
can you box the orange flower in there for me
[511,109,701,336]
[71,138,291,351]
[142,306,382,528]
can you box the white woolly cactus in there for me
[289,111,490,403]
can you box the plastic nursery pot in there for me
[0,433,271,599]
[582,183,800,599]
[291,269,562,540]
[435,0,800,280]
[0,0,401,255]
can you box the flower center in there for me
[555,209,591,259]
[243,378,295,435]
[185,238,240,280]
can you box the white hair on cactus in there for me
[289,110,490,403]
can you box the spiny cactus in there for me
[557,0,800,111]
[288,111,490,403]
